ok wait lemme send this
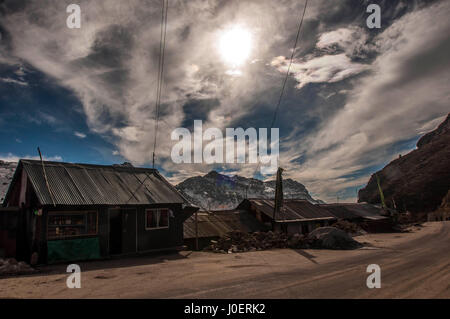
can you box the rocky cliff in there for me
[358,113,450,213]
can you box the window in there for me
[47,211,98,240]
[145,209,170,230]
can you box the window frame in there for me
[145,208,170,230]
[47,210,98,240]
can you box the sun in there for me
[219,25,252,68]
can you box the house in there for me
[0,160,198,264]
[183,209,268,250]
[237,199,337,235]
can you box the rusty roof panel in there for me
[247,199,336,222]
[183,210,267,239]
[318,204,359,220]
[184,212,233,239]
[338,203,387,220]
[19,160,185,206]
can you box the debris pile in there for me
[306,227,363,250]
[0,258,35,275]
[331,220,361,234]
[206,227,362,253]
[206,231,290,253]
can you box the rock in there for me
[0,259,34,275]
[307,227,362,250]
[0,264,16,274]
[18,261,34,273]
[7,258,18,265]
[207,227,364,253]
[30,252,39,266]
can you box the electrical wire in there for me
[152,0,169,168]
[245,0,308,199]
[126,0,168,204]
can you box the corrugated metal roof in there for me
[246,199,336,222]
[183,210,268,239]
[16,160,185,206]
[319,203,388,221]
[318,204,360,220]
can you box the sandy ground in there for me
[0,221,449,299]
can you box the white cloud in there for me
[0,0,321,168]
[270,24,374,89]
[0,153,63,163]
[282,1,450,200]
[317,27,360,48]
[0,77,28,86]
[74,131,87,139]
[316,26,370,57]
[271,53,370,89]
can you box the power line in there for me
[152,0,169,169]
[126,0,168,204]
[270,0,308,129]
[245,0,308,197]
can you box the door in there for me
[109,209,122,255]
[121,208,137,254]
[108,208,137,255]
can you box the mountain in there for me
[176,170,322,210]
[358,113,450,213]
[0,161,17,203]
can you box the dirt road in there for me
[1,221,449,298]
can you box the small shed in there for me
[318,203,391,232]
[237,199,337,235]
[0,160,197,264]
[183,210,268,250]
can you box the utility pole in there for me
[273,167,284,221]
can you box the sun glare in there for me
[219,26,252,68]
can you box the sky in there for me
[0,0,449,202]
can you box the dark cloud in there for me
[182,98,221,128]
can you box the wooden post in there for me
[273,167,284,221]
[195,210,199,251]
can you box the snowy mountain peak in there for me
[0,161,17,203]
[176,170,322,210]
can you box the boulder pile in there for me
[0,258,35,275]
[331,220,361,234]
[206,227,362,253]
[307,227,363,250]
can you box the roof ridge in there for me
[20,159,158,171]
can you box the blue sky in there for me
[0,0,449,202]
[0,63,123,164]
